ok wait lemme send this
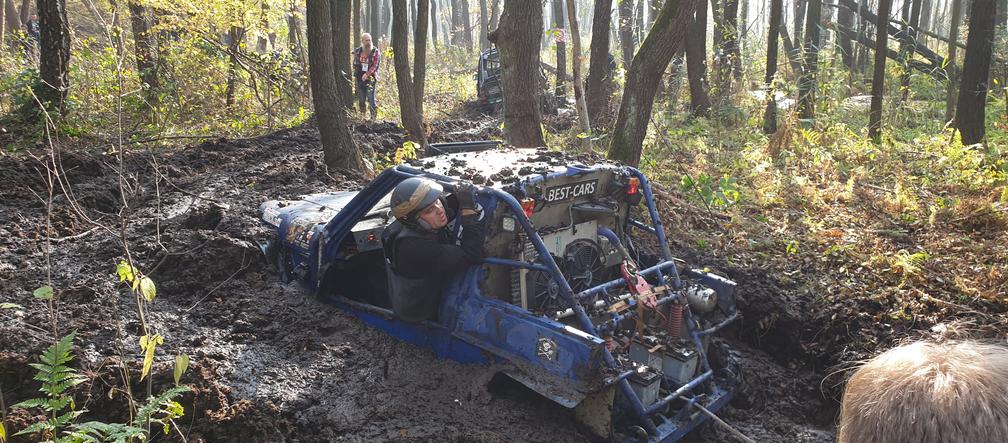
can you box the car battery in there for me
[662,346,699,388]
[628,367,662,408]
[629,338,662,370]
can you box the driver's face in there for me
[418,199,447,230]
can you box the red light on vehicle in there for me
[520,198,536,218]
[627,177,640,195]
[367,233,378,242]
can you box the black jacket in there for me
[383,213,485,321]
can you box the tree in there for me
[715,0,740,99]
[392,0,426,144]
[478,0,489,50]
[353,0,361,42]
[609,0,695,166]
[955,0,996,145]
[837,0,854,70]
[618,0,636,66]
[945,0,962,122]
[38,0,71,112]
[450,0,462,46]
[489,0,545,147]
[899,0,922,102]
[307,0,368,170]
[868,0,892,143]
[332,0,355,109]
[763,0,782,134]
[3,1,20,38]
[797,0,822,120]
[224,25,244,107]
[429,0,437,48]
[128,1,160,110]
[461,0,472,49]
[585,0,614,126]
[369,0,380,35]
[685,0,711,116]
[552,0,567,100]
[565,0,590,136]
[414,0,429,116]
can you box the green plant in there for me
[11,332,85,441]
[11,332,190,442]
[680,173,741,210]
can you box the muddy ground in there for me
[2,113,836,442]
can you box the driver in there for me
[383,177,485,322]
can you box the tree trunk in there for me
[794,0,806,45]
[127,2,159,108]
[353,0,361,43]
[392,0,426,144]
[225,26,243,107]
[586,0,613,126]
[763,0,782,134]
[288,9,307,66]
[618,0,636,66]
[488,0,499,29]
[854,0,869,72]
[450,0,461,46]
[609,0,695,166]
[414,0,429,116]
[307,0,367,170]
[899,0,922,102]
[686,0,711,116]
[369,0,380,36]
[716,0,740,99]
[955,0,995,145]
[565,0,590,135]
[797,0,821,120]
[489,0,545,147]
[945,0,962,122]
[382,0,391,39]
[3,0,20,36]
[38,0,71,112]
[331,0,355,109]
[429,0,437,48]
[461,0,472,49]
[0,0,4,46]
[18,0,26,23]
[478,0,488,50]
[837,0,854,69]
[868,0,892,143]
[739,0,748,51]
[552,0,567,100]
[997,0,1006,31]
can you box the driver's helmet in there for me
[390,177,443,223]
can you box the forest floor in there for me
[1,101,1004,442]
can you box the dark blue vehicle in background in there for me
[260,143,741,441]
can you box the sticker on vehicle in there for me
[543,180,598,204]
[536,337,558,362]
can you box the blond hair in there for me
[838,340,1008,443]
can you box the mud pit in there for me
[1,117,833,442]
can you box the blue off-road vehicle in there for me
[259,142,741,441]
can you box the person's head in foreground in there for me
[838,340,1008,443]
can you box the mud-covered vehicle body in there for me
[260,143,740,441]
[476,48,557,115]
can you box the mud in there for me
[2,117,832,442]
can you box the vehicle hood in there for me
[259,190,360,228]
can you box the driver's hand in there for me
[453,181,477,210]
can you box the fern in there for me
[69,386,190,442]
[13,332,83,440]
